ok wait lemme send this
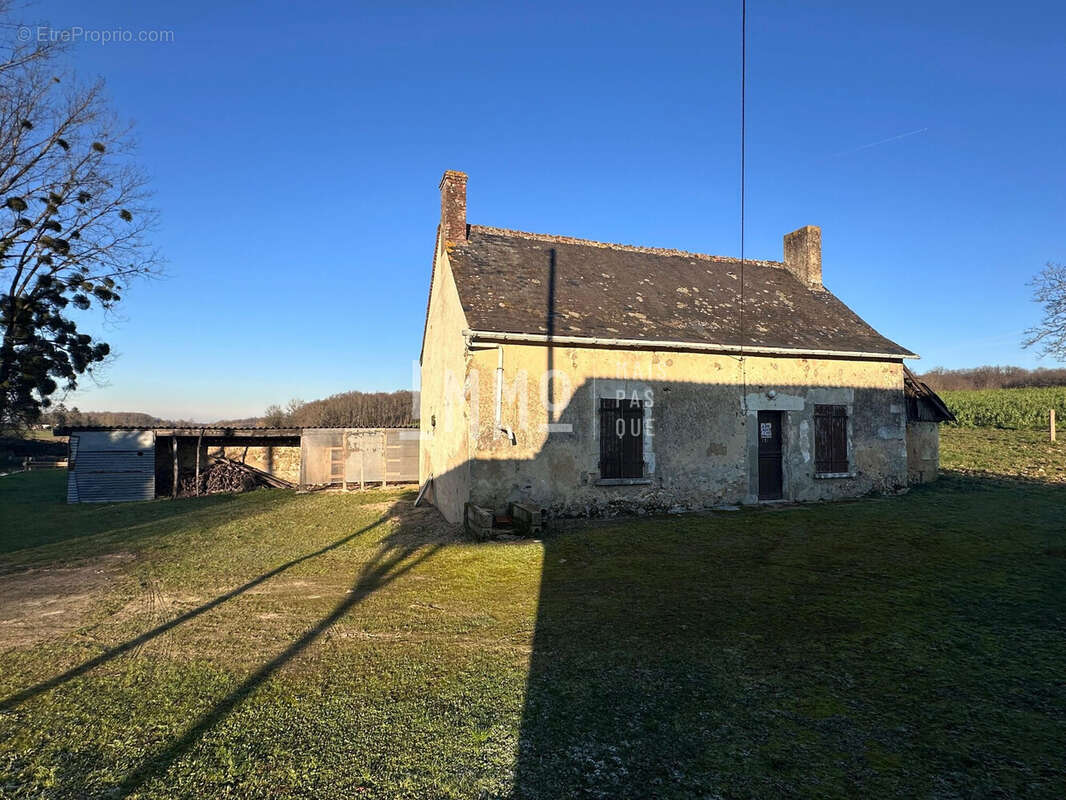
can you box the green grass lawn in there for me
[1,431,1064,799]
[941,425,1066,483]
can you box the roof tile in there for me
[448,225,914,357]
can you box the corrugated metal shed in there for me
[67,430,156,503]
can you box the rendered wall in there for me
[454,344,907,517]
[419,245,473,522]
[906,421,940,484]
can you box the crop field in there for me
[941,386,1066,429]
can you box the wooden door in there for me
[757,411,783,500]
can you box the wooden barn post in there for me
[342,430,349,492]
[1051,409,1057,443]
[195,428,204,495]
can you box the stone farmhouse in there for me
[419,170,953,525]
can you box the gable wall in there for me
[419,246,473,523]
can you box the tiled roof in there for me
[446,225,915,358]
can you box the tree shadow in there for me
[110,528,444,797]
[0,469,286,559]
[3,492,452,796]
[0,503,416,711]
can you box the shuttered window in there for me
[814,404,849,474]
[599,398,644,479]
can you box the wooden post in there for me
[360,448,365,490]
[341,430,349,492]
[194,428,204,496]
[171,436,178,498]
[381,432,387,487]
[1051,409,1057,443]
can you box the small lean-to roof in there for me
[447,225,916,359]
[903,367,957,422]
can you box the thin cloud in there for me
[831,127,929,158]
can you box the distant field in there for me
[941,386,1066,429]
[23,430,64,441]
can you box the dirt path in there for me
[0,553,133,648]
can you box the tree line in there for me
[35,389,417,431]
[38,403,199,429]
[263,390,415,428]
[918,365,1066,392]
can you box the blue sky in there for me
[28,0,1066,420]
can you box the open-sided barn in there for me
[60,426,419,503]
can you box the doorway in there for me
[757,411,784,501]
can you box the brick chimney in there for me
[783,225,822,289]
[439,170,468,247]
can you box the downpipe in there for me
[495,346,516,444]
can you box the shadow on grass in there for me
[0,504,420,712]
[510,472,1066,798]
[6,465,1066,797]
[937,466,1066,488]
[0,469,285,559]
[109,520,444,797]
[2,488,449,795]
[1,472,423,562]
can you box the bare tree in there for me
[262,404,286,427]
[1023,262,1066,360]
[0,6,159,430]
[261,390,415,428]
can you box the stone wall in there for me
[443,343,909,518]
[212,445,301,484]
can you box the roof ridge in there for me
[468,224,785,268]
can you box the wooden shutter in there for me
[599,398,643,479]
[599,399,622,478]
[620,400,644,478]
[814,405,848,473]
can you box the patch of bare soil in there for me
[0,553,133,648]
[382,500,463,547]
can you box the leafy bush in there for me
[942,387,1066,429]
